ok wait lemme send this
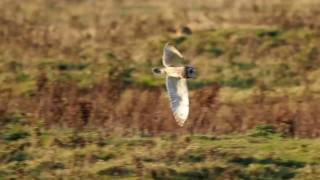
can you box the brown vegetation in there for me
[0,77,319,138]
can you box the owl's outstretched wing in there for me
[166,76,189,126]
[162,43,184,67]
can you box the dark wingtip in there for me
[152,68,161,74]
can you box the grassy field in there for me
[1,0,320,179]
[1,119,320,179]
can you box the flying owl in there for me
[152,43,195,126]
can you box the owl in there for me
[152,43,195,126]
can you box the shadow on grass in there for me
[97,166,133,177]
[229,156,305,180]
[229,156,305,168]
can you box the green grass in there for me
[0,27,320,97]
[0,121,319,179]
[1,27,319,100]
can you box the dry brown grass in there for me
[0,77,317,138]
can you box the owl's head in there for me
[185,66,196,78]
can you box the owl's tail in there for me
[152,67,165,75]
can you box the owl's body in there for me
[152,66,195,79]
[152,43,195,126]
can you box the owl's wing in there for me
[162,43,184,67]
[166,76,189,126]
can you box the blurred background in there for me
[1,0,320,179]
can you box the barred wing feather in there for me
[166,76,189,126]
